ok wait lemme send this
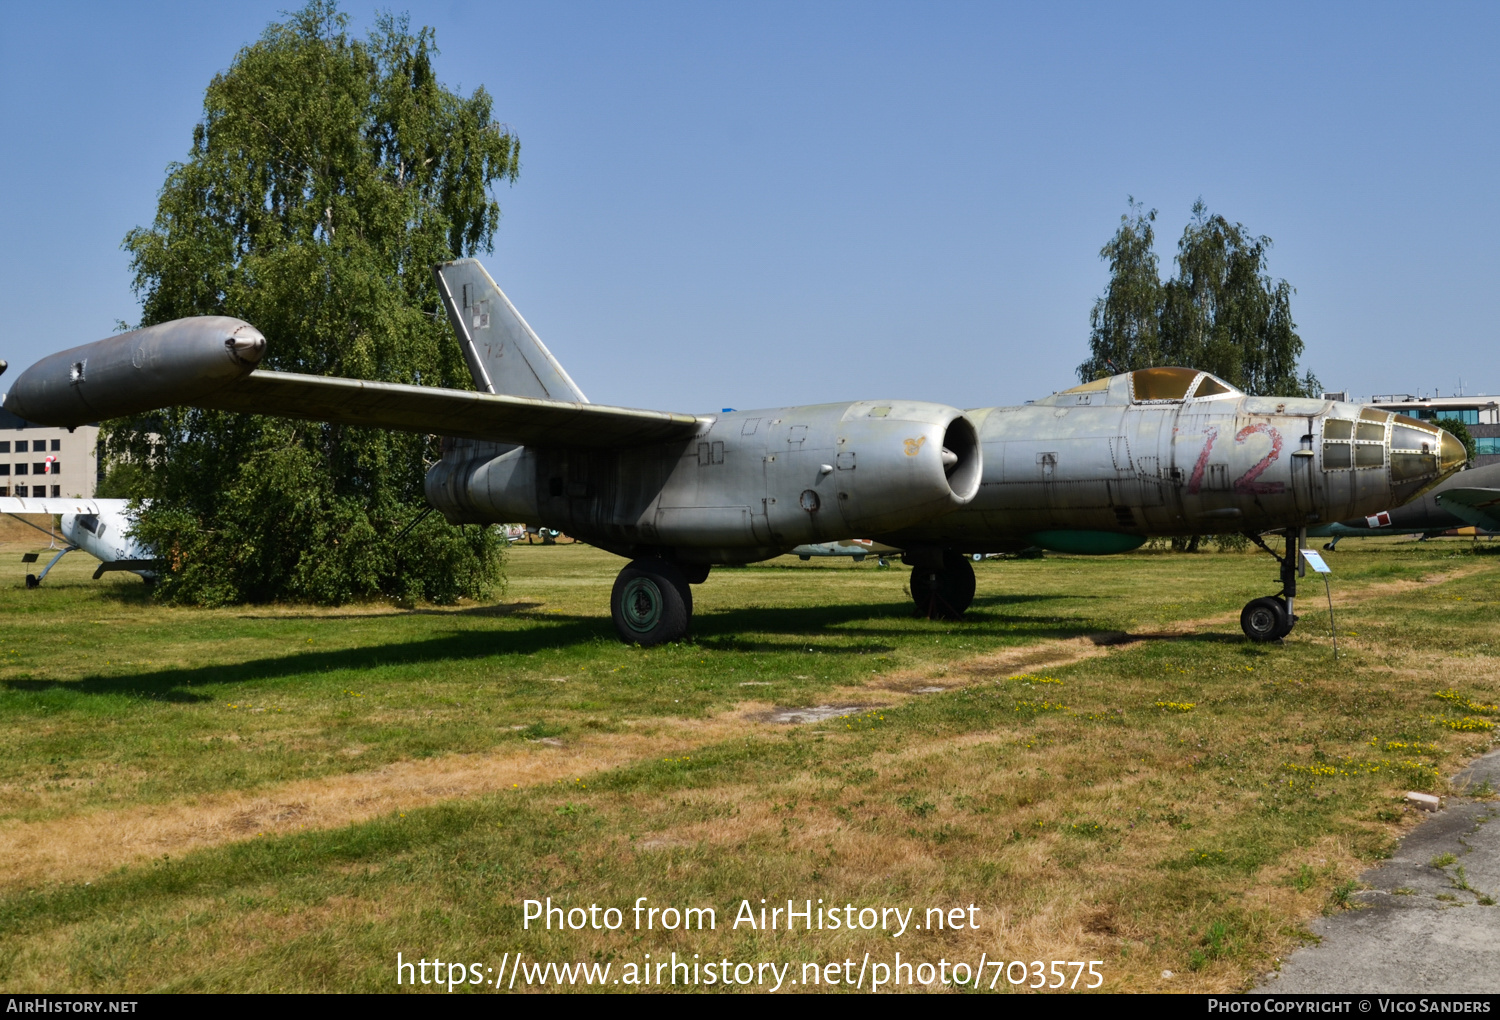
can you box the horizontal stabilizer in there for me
[0,497,131,516]
[198,371,701,448]
[1435,487,1500,532]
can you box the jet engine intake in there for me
[828,404,982,537]
[941,414,982,502]
[4,317,266,427]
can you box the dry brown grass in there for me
[6,565,1481,909]
[0,725,714,890]
[3,539,1497,992]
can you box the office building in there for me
[0,409,99,498]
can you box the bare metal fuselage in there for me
[425,380,1441,562]
[890,395,1413,552]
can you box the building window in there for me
[1478,437,1500,456]
[14,463,26,475]
[1419,408,1481,425]
[0,487,8,497]
[50,439,60,451]
[0,442,9,453]
[15,440,27,453]
[51,485,60,497]
[0,464,8,476]
[15,485,26,497]
[49,462,60,474]
[32,463,45,475]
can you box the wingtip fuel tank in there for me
[3,316,265,427]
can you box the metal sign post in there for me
[1301,548,1336,659]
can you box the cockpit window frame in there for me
[1189,374,1236,399]
[1129,367,1202,403]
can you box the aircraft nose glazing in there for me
[1439,429,1467,474]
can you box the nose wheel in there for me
[908,549,976,621]
[1241,531,1302,642]
[610,557,692,646]
[1240,595,1292,641]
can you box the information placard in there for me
[1301,548,1331,574]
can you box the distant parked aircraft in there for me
[1310,462,1500,549]
[0,497,154,586]
[791,539,899,564]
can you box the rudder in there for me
[433,259,588,403]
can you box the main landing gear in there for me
[23,546,77,589]
[610,558,707,646]
[1240,530,1303,642]
[906,548,976,621]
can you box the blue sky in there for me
[2,1,1497,413]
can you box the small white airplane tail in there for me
[433,259,588,404]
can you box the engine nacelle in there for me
[426,401,982,560]
[786,400,981,538]
[4,317,266,426]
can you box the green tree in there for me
[1076,199,1164,382]
[1434,418,1476,466]
[105,0,519,605]
[1080,199,1320,397]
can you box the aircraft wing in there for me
[1434,488,1500,532]
[0,497,131,516]
[194,371,704,448]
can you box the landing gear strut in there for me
[23,546,77,589]
[610,558,693,646]
[1241,530,1303,642]
[907,549,976,621]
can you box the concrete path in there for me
[1254,749,1500,994]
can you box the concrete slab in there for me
[1254,748,1500,993]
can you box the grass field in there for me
[0,529,1496,993]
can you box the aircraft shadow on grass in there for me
[2,594,1142,702]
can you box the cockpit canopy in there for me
[1034,367,1243,407]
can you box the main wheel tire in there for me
[1240,596,1288,642]
[910,550,977,620]
[24,574,38,589]
[611,558,691,646]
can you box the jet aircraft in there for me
[0,496,154,586]
[1310,461,1500,548]
[3,260,1467,645]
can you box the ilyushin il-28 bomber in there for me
[4,260,1466,645]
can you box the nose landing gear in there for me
[1240,595,1291,641]
[1241,530,1304,642]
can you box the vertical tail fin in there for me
[433,259,588,403]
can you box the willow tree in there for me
[1079,200,1320,397]
[106,0,520,605]
[1076,200,1164,383]
[1159,201,1319,397]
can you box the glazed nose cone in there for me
[1439,430,1468,475]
